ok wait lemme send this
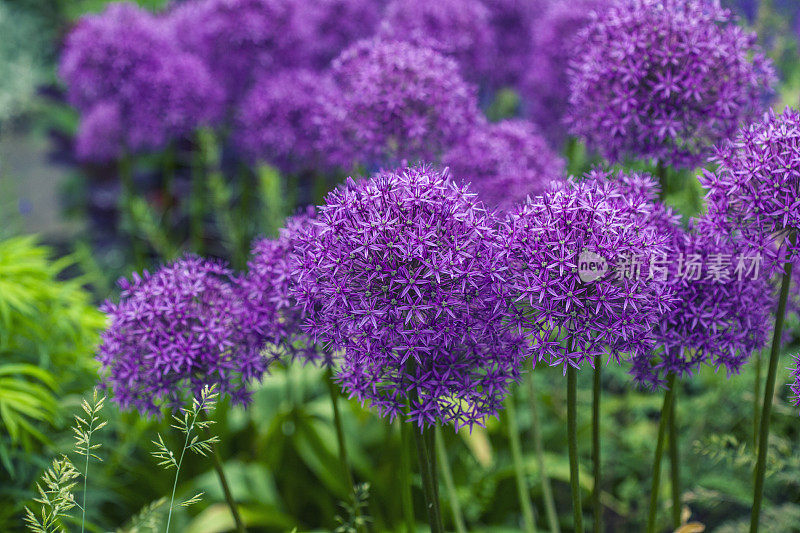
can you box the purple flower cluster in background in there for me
[98,256,266,415]
[289,165,526,429]
[442,119,565,212]
[567,0,775,169]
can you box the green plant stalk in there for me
[668,384,681,529]
[209,443,246,533]
[413,427,444,533]
[325,368,365,533]
[399,422,416,533]
[646,372,677,533]
[434,427,467,533]
[567,365,583,533]
[751,245,795,533]
[754,349,762,448]
[79,425,93,533]
[656,161,668,199]
[165,411,198,533]
[592,356,602,533]
[506,395,537,533]
[190,132,210,254]
[118,154,145,270]
[527,376,561,533]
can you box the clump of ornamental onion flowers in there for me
[505,169,674,370]
[567,0,775,169]
[234,69,339,174]
[289,165,527,430]
[239,207,330,366]
[442,119,565,212]
[482,0,538,88]
[60,2,223,161]
[378,0,496,84]
[326,39,481,170]
[97,255,266,415]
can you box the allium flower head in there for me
[167,0,302,105]
[522,0,609,145]
[378,0,496,83]
[98,256,266,415]
[240,208,329,365]
[700,108,800,265]
[234,69,339,174]
[327,38,481,169]
[442,119,565,212]
[505,170,674,370]
[75,101,124,163]
[567,0,775,169]
[289,165,526,430]
[483,0,538,88]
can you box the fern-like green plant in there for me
[23,455,80,533]
[152,385,219,533]
[73,389,106,533]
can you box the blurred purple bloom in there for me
[75,101,124,163]
[234,69,339,174]
[326,39,481,169]
[567,0,775,169]
[378,0,496,84]
[442,119,565,212]
[289,165,526,430]
[98,256,266,415]
[483,0,539,88]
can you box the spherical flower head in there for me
[505,171,674,370]
[75,101,124,162]
[59,2,171,112]
[522,0,610,145]
[378,0,496,84]
[289,165,526,430]
[482,0,539,88]
[700,108,800,266]
[234,69,338,174]
[240,208,330,365]
[567,0,775,169]
[97,256,266,415]
[167,0,302,105]
[327,38,481,169]
[628,217,774,390]
[442,119,566,212]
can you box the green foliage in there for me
[23,455,79,533]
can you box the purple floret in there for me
[289,165,526,430]
[97,256,267,415]
[567,0,775,169]
[326,38,481,169]
[442,119,565,212]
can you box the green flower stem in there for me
[165,413,197,533]
[434,427,467,533]
[754,349,762,448]
[400,422,417,533]
[209,442,246,533]
[506,394,537,533]
[118,154,145,270]
[656,161,668,199]
[413,426,444,533]
[325,368,365,533]
[592,356,602,533]
[668,382,681,529]
[527,375,561,533]
[567,365,583,533]
[646,372,677,533]
[190,132,211,254]
[751,240,795,533]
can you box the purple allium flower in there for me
[377,0,496,84]
[521,0,609,146]
[567,0,775,169]
[289,165,526,430]
[505,171,674,370]
[234,69,339,174]
[442,119,566,212]
[167,0,302,106]
[699,108,800,266]
[240,208,330,365]
[75,101,124,163]
[326,39,481,169]
[482,0,539,88]
[98,256,266,415]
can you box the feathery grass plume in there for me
[114,498,168,533]
[334,482,371,533]
[74,389,107,533]
[24,456,80,533]
[152,385,219,533]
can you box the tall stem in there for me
[751,246,795,533]
[668,382,681,529]
[434,427,467,533]
[118,155,145,270]
[325,368,364,533]
[527,376,561,533]
[506,395,537,533]
[80,429,92,533]
[656,161,668,200]
[413,427,444,533]
[754,349,762,448]
[209,444,246,533]
[591,356,602,533]
[567,365,583,533]
[165,416,195,533]
[400,422,416,533]
[646,373,677,533]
